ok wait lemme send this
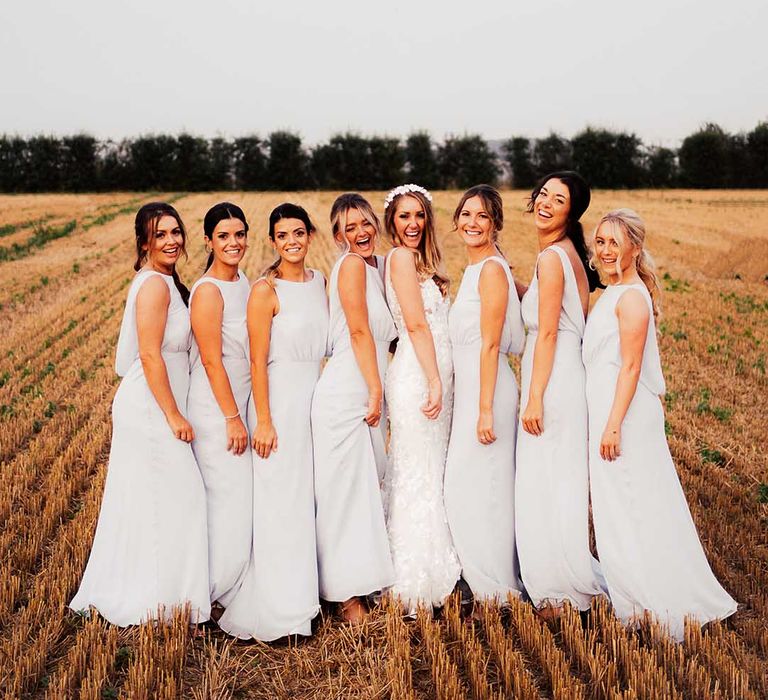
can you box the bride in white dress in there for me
[382,185,460,612]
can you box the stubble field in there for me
[0,190,766,699]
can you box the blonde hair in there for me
[590,208,662,320]
[384,189,449,297]
[330,193,381,254]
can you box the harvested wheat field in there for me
[0,190,766,699]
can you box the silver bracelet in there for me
[224,411,240,421]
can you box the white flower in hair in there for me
[384,183,433,210]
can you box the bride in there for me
[382,184,460,612]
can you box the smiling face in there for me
[593,219,637,281]
[392,195,426,250]
[272,217,311,264]
[456,195,495,249]
[335,206,377,258]
[209,218,247,267]
[145,214,184,272]
[533,178,571,235]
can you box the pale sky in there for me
[1,0,765,146]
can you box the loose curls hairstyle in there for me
[590,208,662,321]
[527,171,603,291]
[262,202,316,286]
[384,187,449,297]
[203,202,249,272]
[330,193,381,253]
[133,202,190,305]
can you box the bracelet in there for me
[224,411,240,421]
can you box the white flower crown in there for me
[383,183,433,210]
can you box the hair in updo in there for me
[133,202,190,305]
[329,193,381,253]
[527,170,602,291]
[203,202,249,272]
[384,187,449,297]
[262,202,316,286]
[590,208,662,320]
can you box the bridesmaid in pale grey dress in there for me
[515,171,606,615]
[311,194,396,624]
[219,203,327,641]
[585,209,736,640]
[188,203,252,611]
[444,185,526,606]
[71,203,209,626]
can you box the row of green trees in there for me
[0,123,766,192]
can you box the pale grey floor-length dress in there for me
[70,269,210,626]
[443,256,526,601]
[584,283,736,640]
[219,271,328,640]
[383,251,461,610]
[312,253,396,602]
[188,273,252,607]
[515,245,606,610]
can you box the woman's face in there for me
[146,215,184,270]
[393,195,425,250]
[533,178,571,235]
[272,217,311,264]
[456,195,494,249]
[209,218,247,267]
[335,207,377,258]
[593,220,637,280]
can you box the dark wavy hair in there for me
[527,171,602,291]
[203,202,249,272]
[133,202,190,305]
[262,202,316,285]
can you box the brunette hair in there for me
[133,202,190,305]
[384,188,449,296]
[203,202,249,272]
[263,202,316,286]
[329,193,381,253]
[590,208,662,320]
[527,171,602,291]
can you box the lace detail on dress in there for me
[383,262,461,609]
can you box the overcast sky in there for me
[1,0,765,146]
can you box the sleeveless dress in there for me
[583,283,737,640]
[219,271,328,641]
[311,253,397,602]
[188,274,253,607]
[70,269,210,626]
[515,245,606,610]
[443,256,526,600]
[382,250,460,610]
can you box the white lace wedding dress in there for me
[383,252,461,610]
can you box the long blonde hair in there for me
[384,188,449,297]
[330,193,381,253]
[590,208,662,320]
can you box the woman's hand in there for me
[600,424,621,461]
[365,393,383,427]
[521,396,543,436]
[253,421,278,459]
[226,415,248,455]
[421,377,442,420]
[167,411,195,442]
[477,409,496,445]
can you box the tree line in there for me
[0,122,766,192]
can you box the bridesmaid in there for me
[188,202,252,612]
[443,185,526,605]
[515,171,606,615]
[584,209,736,640]
[70,203,209,626]
[218,203,327,641]
[311,193,396,623]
